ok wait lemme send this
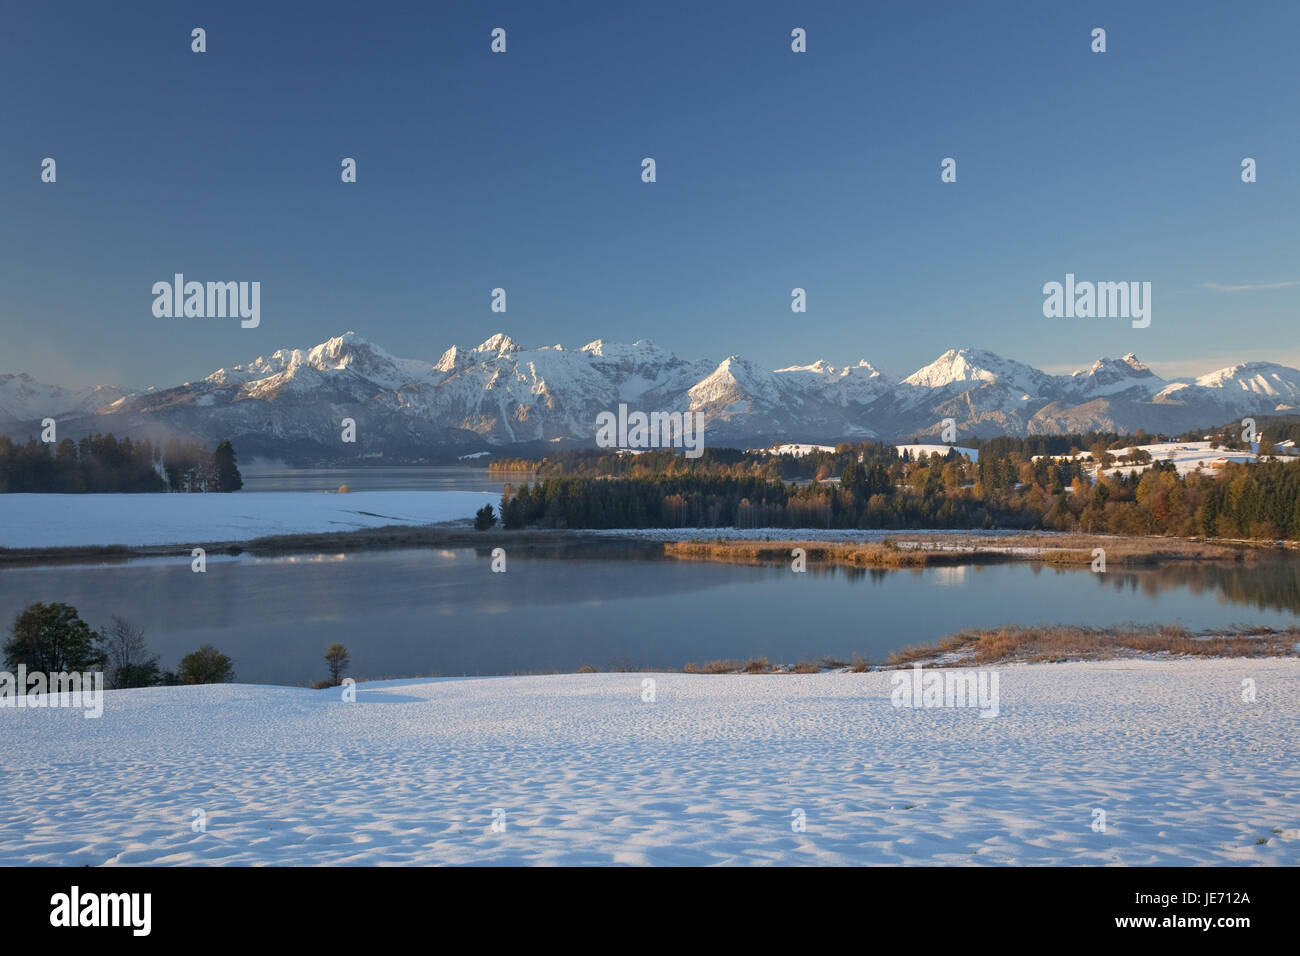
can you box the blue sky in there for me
[3,0,1298,388]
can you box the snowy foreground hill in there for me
[2,662,1296,865]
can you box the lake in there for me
[1,548,1296,684]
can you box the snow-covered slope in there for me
[775,358,892,407]
[903,347,1057,398]
[203,332,440,393]
[886,348,1063,438]
[2,662,1295,865]
[1068,353,1164,399]
[0,373,125,422]
[1090,439,1300,482]
[1175,362,1300,410]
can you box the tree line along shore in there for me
[0,432,242,493]
[491,443,1300,540]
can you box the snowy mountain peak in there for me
[306,331,386,367]
[434,345,466,373]
[903,348,1030,389]
[201,332,437,393]
[9,332,1300,459]
[0,372,126,421]
[435,334,522,374]
[1070,354,1161,396]
[776,358,884,379]
[777,359,834,374]
[689,355,781,407]
[1195,361,1300,399]
[702,355,753,383]
[579,338,673,367]
[474,333,520,355]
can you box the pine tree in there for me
[324,643,350,686]
[212,439,243,492]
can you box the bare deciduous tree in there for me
[99,615,160,689]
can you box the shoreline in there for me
[69,642,1300,692]
[134,623,1300,690]
[344,622,1300,683]
[1,522,1283,569]
[0,526,635,568]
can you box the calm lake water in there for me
[2,549,1296,684]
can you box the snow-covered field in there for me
[896,443,980,461]
[0,491,496,548]
[2,661,1296,865]
[762,443,982,461]
[764,443,837,457]
[1093,440,1299,481]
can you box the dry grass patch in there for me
[664,534,1258,572]
[683,659,741,674]
[786,661,823,674]
[847,654,874,672]
[663,540,990,568]
[886,624,1298,666]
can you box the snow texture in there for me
[1,661,1295,865]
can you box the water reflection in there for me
[0,548,1295,683]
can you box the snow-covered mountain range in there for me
[0,373,127,424]
[4,333,1299,462]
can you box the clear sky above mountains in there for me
[3,0,1298,388]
